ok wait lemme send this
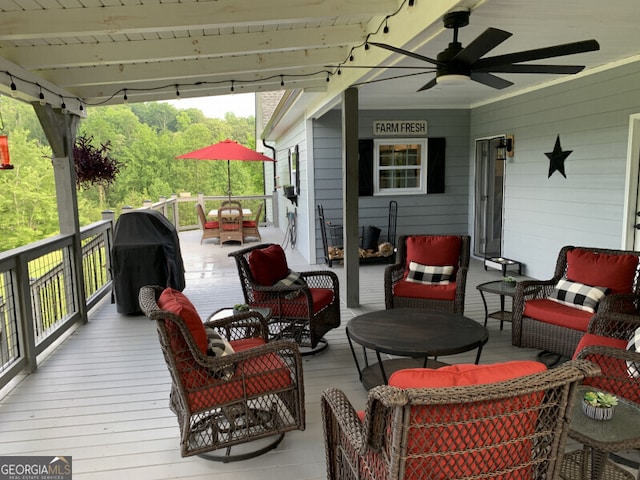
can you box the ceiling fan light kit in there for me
[370,8,599,92]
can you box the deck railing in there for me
[0,192,276,391]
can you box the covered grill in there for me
[112,210,185,314]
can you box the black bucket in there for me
[362,225,381,250]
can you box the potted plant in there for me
[582,391,618,420]
[502,276,517,287]
[72,135,122,189]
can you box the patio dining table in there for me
[208,208,252,217]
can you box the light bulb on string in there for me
[9,75,17,97]
[383,18,389,34]
[60,96,67,114]
[123,89,128,103]
[230,80,235,92]
[175,85,180,97]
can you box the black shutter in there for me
[359,139,374,196]
[427,137,446,193]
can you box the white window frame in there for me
[373,138,428,195]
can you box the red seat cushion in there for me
[187,348,293,411]
[572,333,627,359]
[204,221,219,229]
[388,361,547,480]
[389,361,547,388]
[254,288,334,317]
[158,288,208,355]
[249,244,290,286]
[566,249,639,294]
[243,220,257,227]
[524,298,592,331]
[393,280,457,301]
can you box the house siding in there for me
[470,61,640,279]
[313,108,471,264]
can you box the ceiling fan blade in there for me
[352,71,435,87]
[452,28,512,65]
[475,64,585,74]
[417,77,438,92]
[470,72,513,89]
[474,39,600,69]
[369,42,441,66]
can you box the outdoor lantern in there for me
[0,135,13,170]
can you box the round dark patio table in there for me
[346,308,489,389]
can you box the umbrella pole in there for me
[227,160,231,201]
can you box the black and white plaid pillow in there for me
[548,279,607,313]
[406,262,453,285]
[204,327,235,380]
[274,270,307,299]
[627,327,640,379]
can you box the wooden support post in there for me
[32,103,88,325]
[343,87,360,307]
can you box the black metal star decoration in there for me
[545,135,573,178]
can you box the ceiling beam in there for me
[2,25,367,69]
[0,0,397,39]
[40,47,348,89]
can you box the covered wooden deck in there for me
[0,227,636,479]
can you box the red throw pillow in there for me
[566,249,639,294]
[389,360,547,388]
[249,244,290,285]
[158,288,208,355]
[405,235,461,270]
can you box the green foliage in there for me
[584,391,618,408]
[0,96,259,252]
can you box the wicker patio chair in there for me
[218,203,243,246]
[243,202,263,242]
[228,243,340,354]
[322,360,599,480]
[139,285,305,461]
[195,203,219,244]
[561,313,640,480]
[384,234,470,314]
[512,245,640,358]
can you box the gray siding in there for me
[313,109,471,264]
[470,61,640,279]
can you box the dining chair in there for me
[243,202,263,242]
[218,204,243,246]
[195,203,219,244]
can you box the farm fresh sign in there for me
[373,120,427,136]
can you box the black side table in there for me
[476,280,517,330]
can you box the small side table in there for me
[561,386,640,480]
[476,280,517,330]
[484,256,522,275]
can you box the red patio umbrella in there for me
[176,139,275,200]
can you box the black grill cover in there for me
[112,210,185,314]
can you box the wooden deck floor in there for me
[0,227,636,479]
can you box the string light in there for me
[9,74,17,97]
[0,0,413,108]
[59,95,67,114]
[38,85,46,106]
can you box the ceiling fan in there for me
[364,9,599,91]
